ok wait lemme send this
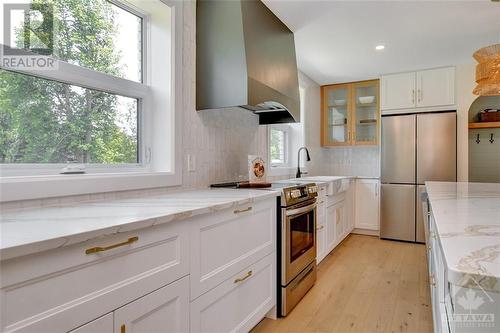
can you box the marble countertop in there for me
[0,188,279,260]
[426,181,500,292]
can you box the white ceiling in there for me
[263,0,500,85]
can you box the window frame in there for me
[0,0,184,202]
[269,124,291,168]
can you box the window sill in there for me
[1,171,182,202]
[269,166,295,177]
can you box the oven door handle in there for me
[286,202,317,217]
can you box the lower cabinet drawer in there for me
[190,253,276,333]
[68,313,113,333]
[190,200,276,300]
[1,221,189,333]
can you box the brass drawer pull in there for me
[429,275,436,287]
[234,206,252,214]
[85,236,139,254]
[316,225,325,230]
[234,270,253,283]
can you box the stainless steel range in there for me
[273,182,318,316]
[209,181,318,316]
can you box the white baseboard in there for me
[352,228,379,236]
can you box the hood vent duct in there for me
[196,0,301,124]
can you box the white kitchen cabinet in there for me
[190,253,275,333]
[316,223,327,264]
[326,199,347,253]
[380,72,416,110]
[114,276,189,333]
[346,179,356,234]
[1,197,277,333]
[354,179,379,231]
[334,202,345,243]
[68,314,113,333]
[1,221,189,333]
[189,200,276,300]
[381,67,455,113]
[416,67,455,108]
[316,187,328,263]
[325,204,337,254]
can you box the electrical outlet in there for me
[187,154,196,172]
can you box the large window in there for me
[0,0,182,200]
[0,70,139,165]
[0,0,175,178]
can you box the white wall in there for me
[299,71,322,175]
[456,63,477,181]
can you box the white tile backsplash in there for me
[319,146,380,177]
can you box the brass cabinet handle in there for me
[234,206,252,214]
[316,225,324,230]
[85,236,139,254]
[427,245,432,251]
[412,89,415,104]
[121,325,126,333]
[429,275,436,287]
[234,270,253,283]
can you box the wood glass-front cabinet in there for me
[321,79,379,147]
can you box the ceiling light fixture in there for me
[375,45,385,51]
[473,44,500,96]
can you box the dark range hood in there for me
[196,0,300,124]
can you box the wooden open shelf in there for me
[468,122,500,129]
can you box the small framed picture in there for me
[248,155,266,183]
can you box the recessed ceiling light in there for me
[375,45,385,51]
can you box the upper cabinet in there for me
[416,67,455,108]
[380,72,416,110]
[381,67,455,113]
[321,79,380,147]
[321,84,351,146]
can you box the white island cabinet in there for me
[0,190,278,333]
[425,182,500,333]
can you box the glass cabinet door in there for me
[322,84,351,145]
[353,81,379,144]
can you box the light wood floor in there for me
[252,234,433,333]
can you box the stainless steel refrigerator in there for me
[380,112,456,242]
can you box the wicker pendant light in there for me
[473,44,500,96]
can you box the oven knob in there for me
[290,189,301,198]
[308,186,318,194]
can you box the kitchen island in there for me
[425,181,500,333]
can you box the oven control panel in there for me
[283,183,318,206]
